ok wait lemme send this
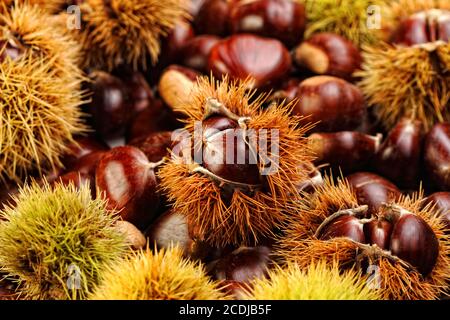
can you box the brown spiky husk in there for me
[70,0,190,70]
[158,76,315,247]
[356,42,450,131]
[278,177,450,300]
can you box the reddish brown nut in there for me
[229,0,306,47]
[121,70,154,114]
[423,192,450,230]
[53,171,93,192]
[69,151,106,177]
[424,122,450,190]
[130,131,173,162]
[318,215,366,243]
[346,172,402,215]
[181,35,220,72]
[294,32,361,80]
[189,0,207,16]
[309,131,382,174]
[293,76,365,132]
[95,146,161,230]
[208,34,291,88]
[392,9,450,46]
[61,136,109,169]
[158,65,200,110]
[161,20,195,64]
[363,219,393,250]
[271,78,302,105]
[195,0,231,36]
[209,246,272,283]
[374,118,423,188]
[296,162,323,193]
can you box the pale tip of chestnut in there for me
[158,66,198,111]
[115,220,147,250]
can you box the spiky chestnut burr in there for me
[303,0,388,47]
[242,261,380,300]
[90,247,230,300]
[357,7,450,131]
[158,76,315,246]
[68,0,191,70]
[277,177,450,300]
[4,0,69,13]
[0,181,128,300]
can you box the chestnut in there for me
[87,71,132,140]
[0,39,23,62]
[389,211,439,276]
[296,162,323,193]
[208,34,291,89]
[293,76,365,132]
[309,131,382,174]
[363,219,393,250]
[423,192,450,230]
[318,215,366,243]
[115,221,147,250]
[346,172,402,215]
[195,0,230,36]
[228,0,306,48]
[294,32,361,80]
[270,78,302,105]
[158,65,200,111]
[53,171,93,191]
[181,35,220,72]
[95,146,162,230]
[424,122,450,190]
[374,118,423,188]
[61,136,109,169]
[160,20,195,64]
[130,131,173,162]
[68,151,106,177]
[121,70,154,115]
[209,246,272,283]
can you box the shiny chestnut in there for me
[424,122,450,190]
[195,0,231,36]
[181,35,220,72]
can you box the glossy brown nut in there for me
[229,0,306,47]
[271,78,302,105]
[424,122,450,190]
[53,171,95,197]
[346,172,402,215]
[210,246,271,283]
[130,131,173,162]
[161,20,195,64]
[296,162,323,193]
[390,213,439,276]
[122,70,154,114]
[61,136,109,169]
[208,34,291,89]
[181,35,220,72]
[363,219,393,250]
[95,146,161,230]
[423,192,450,230]
[293,76,365,132]
[69,151,106,177]
[374,118,423,188]
[318,215,366,243]
[309,131,382,174]
[294,32,361,80]
[195,0,231,36]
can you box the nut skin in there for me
[209,246,272,283]
[161,20,195,64]
[296,162,323,193]
[309,131,382,174]
[293,76,365,132]
[229,0,306,48]
[363,219,393,250]
[95,146,161,231]
[208,34,291,89]
[423,192,450,231]
[130,131,173,162]
[318,215,366,244]
[294,32,361,80]
[181,35,220,72]
[121,70,154,115]
[390,213,439,276]
[424,123,450,191]
[115,220,147,250]
[61,136,109,169]
[346,172,402,215]
[195,0,231,36]
[374,118,423,188]
[68,151,106,177]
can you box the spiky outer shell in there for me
[242,261,380,300]
[69,0,191,71]
[158,76,315,247]
[277,177,450,300]
[304,0,388,47]
[357,42,450,131]
[0,182,128,300]
[0,4,87,183]
[2,1,68,14]
[90,247,229,300]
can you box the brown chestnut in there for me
[69,151,106,177]
[122,70,154,115]
[181,35,220,72]
[318,215,366,243]
[293,76,365,132]
[363,219,393,250]
[130,131,173,162]
[61,136,109,169]
[309,131,382,174]
[229,0,306,48]
[423,192,450,230]
[294,32,361,80]
[195,0,230,36]
[346,172,402,215]
[161,20,195,64]
[208,34,291,89]
[296,162,323,193]
[424,122,450,190]
[115,220,147,250]
[374,118,423,188]
[95,146,161,230]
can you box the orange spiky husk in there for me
[70,0,191,71]
[277,177,450,300]
[356,42,450,131]
[158,76,315,247]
